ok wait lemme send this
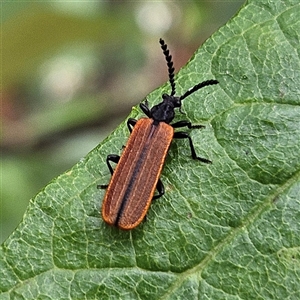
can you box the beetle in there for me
[100,38,218,230]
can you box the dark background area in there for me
[1,2,244,243]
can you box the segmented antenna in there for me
[180,79,219,101]
[159,38,176,96]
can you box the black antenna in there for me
[180,79,219,100]
[159,38,176,96]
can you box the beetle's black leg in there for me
[106,154,120,175]
[173,131,212,164]
[98,184,109,189]
[140,100,152,118]
[171,120,205,130]
[152,179,165,200]
[97,154,120,189]
[127,118,137,133]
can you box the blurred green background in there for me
[1,2,244,243]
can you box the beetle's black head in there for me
[150,39,219,125]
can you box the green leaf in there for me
[1,0,300,298]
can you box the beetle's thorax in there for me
[150,93,181,124]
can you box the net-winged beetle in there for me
[100,38,218,230]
